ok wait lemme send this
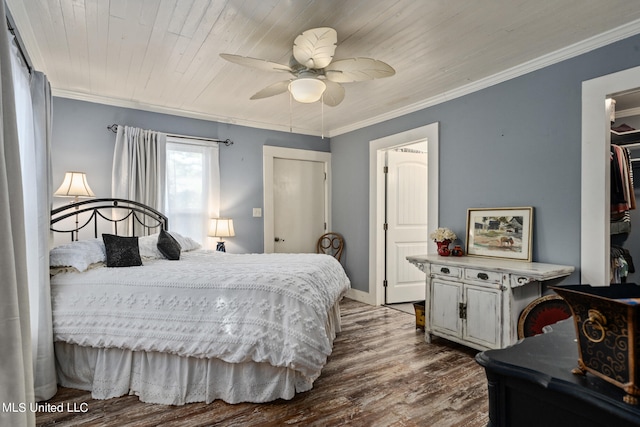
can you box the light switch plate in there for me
[253,208,262,217]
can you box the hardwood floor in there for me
[36,299,489,427]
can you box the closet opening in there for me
[581,65,640,286]
[609,89,640,284]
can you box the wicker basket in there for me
[413,301,425,330]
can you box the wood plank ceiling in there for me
[7,0,640,136]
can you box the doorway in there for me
[368,123,439,306]
[263,146,331,253]
[582,65,640,285]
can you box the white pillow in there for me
[138,231,201,259]
[138,233,163,259]
[169,231,201,252]
[50,239,106,272]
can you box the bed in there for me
[49,199,350,405]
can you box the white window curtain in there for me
[28,71,56,403]
[165,138,220,247]
[112,125,166,234]
[1,1,55,423]
[0,22,34,427]
[9,30,56,404]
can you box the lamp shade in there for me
[289,77,326,103]
[208,218,235,238]
[54,172,95,198]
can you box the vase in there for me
[436,239,451,256]
[451,245,464,256]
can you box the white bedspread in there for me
[51,251,350,386]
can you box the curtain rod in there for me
[107,124,233,146]
[6,13,32,73]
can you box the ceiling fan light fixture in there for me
[288,77,326,103]
[220,27,394,108]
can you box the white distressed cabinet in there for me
[407,254,574,351]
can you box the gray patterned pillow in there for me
[102,234,142,267]
[157,229,181,260]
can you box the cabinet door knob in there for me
[440,267,450,274]
[477,272,489,280]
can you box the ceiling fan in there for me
[220,27,395,106]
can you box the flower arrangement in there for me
[429,227,457,242]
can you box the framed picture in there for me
[465,207,533,261]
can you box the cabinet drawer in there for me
[430,264,462,278]
[464,268,503,285]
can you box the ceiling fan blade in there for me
[321,80,345,106]
[220,53,292,73]
[293,27,337,69]
[250,80,291,100]
[324,57,395,83]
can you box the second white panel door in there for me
[273,158,326,253]
[386,150,429,303]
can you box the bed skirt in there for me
[54,301,342,405]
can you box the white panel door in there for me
[386,150,429,303]
[273,158,326,253]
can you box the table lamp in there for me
[54,171,95,202]
[208,218,235,252]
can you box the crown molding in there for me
[51,89,323,137]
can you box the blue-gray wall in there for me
[51,99,328,253]
[331,34,640,292]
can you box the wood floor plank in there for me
[36,299,489,426]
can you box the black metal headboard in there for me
[51,198,168,241]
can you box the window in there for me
[165,138,220,247]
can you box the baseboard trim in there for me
[345,288,377,306]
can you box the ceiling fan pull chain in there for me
[321,94,324,139]
[289,91,293,133]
